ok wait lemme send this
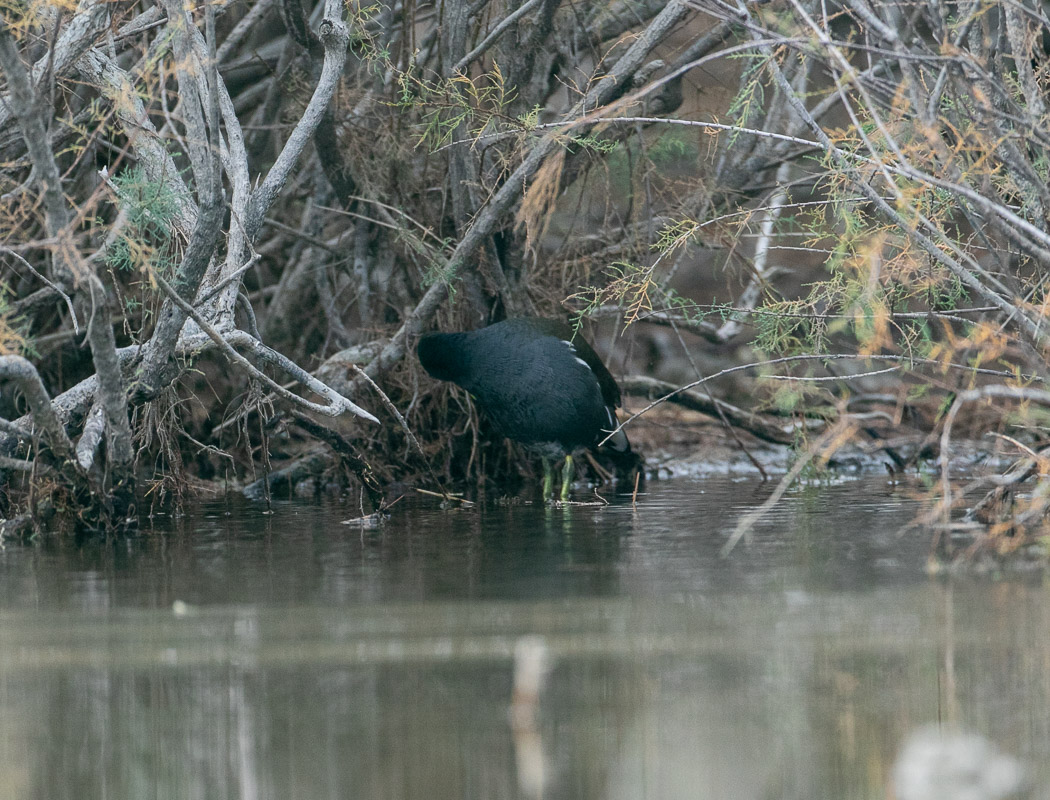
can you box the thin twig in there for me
[766,366,901,382]
[215,0,276,63]
[452,0,543,73]
[0,247,79,333]
[351,365,458,501]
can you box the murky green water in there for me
[0,478,1046,799]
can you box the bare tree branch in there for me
[148,269,379,423]
[355,0,694,386]
[75,402,104,470]
[76,47,198,233]
[0,0,114,132]
[243,0,350,240]
[0,356,76,463]
[135,1,225,396]
[0,19,134,472]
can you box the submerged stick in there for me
[721,419,854,557]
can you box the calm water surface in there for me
[0,477,1046,799]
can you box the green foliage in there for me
[935,392,956,422]
[422,257,459,302]
[570,134,617,153]
[898,320,935,360]
[105,237,134,273]
[725,52,769,146]
[570,259,669,326]
[753,297,829,355]
[347,3,385,60]
[927,274,968,310]
[654,218,703,254]
[772,382,807,415]
[517,105,542,131]
[907,382,931,402]
[647,130,697,167]
[105,166,180,277]
[398,63,517,150]
[1004,405,1050,431]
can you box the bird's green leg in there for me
[559,454,575,502]
[541,457,554,502]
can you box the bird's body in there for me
[417,317,633,498]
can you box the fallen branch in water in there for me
[621,375,819,445]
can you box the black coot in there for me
[417,317,633,499]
